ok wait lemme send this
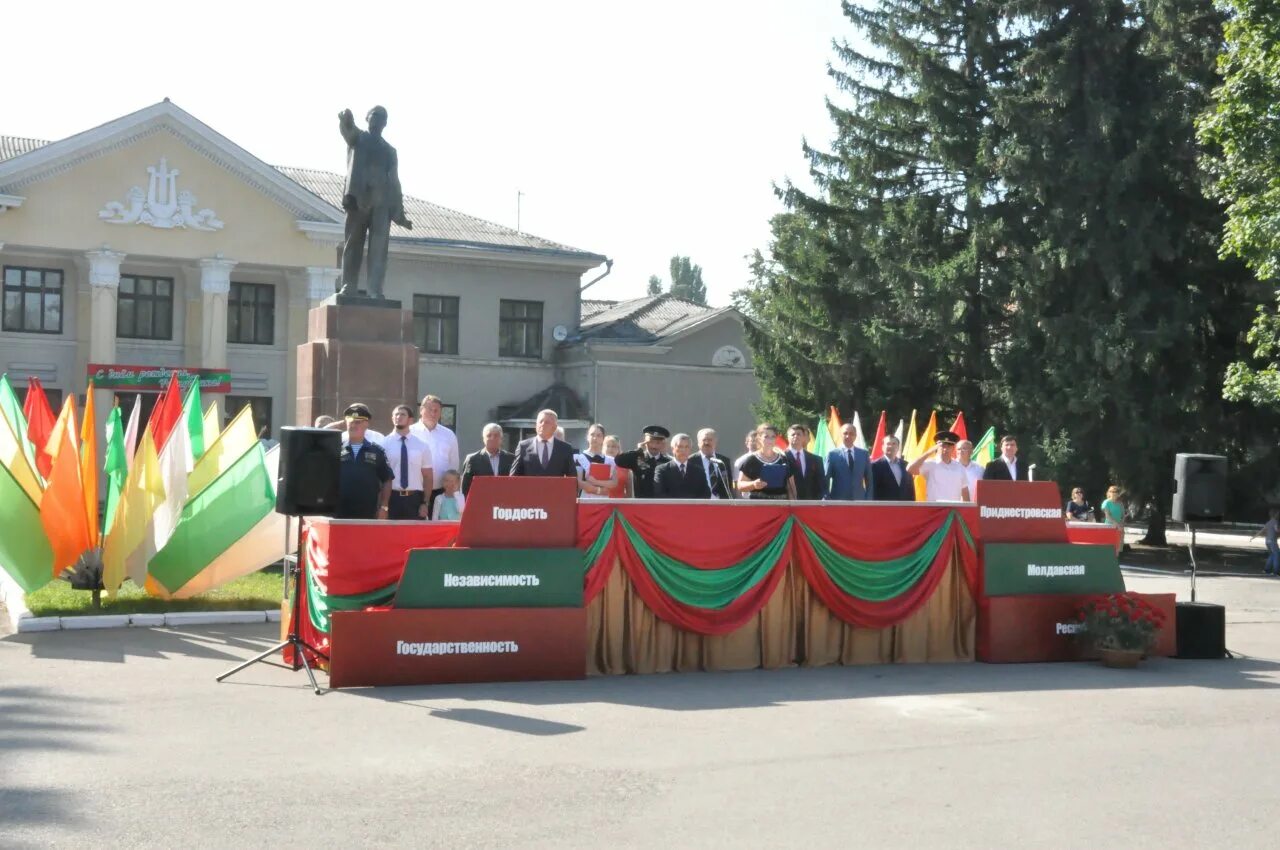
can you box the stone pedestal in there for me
[296,297,420,429]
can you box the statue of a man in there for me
[337,106,413,298]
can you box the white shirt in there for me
[380,431,432,492]
[959,461,984,502]
[431,491,467,520]
[920,458,970,502]
[574,451,616,500]
[410,420,459,485]
[479,449,503,476]
[1003,456,1018,480]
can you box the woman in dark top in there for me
[737,424,798,500]
[1065,487,1093,521]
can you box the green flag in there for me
[183,380,205,461]
[0,459,54,593]
[812,414,836,460]
[103,405,128,534]
[0,374,37,475]
[973,427,997,466]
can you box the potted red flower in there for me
[1074,592,1168,668]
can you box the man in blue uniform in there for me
[337,402,394,519]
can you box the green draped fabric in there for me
[617,514,793,609]
[583,514,615,571]
[798,513,967,601]
[306,567,398,633]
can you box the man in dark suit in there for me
[825,422,874,500]
[983,435,1030,482]
[613,425,672,499]
[870,434,916,501]
[460,422,515,495]
[509,409,577,477]
[655,433,707,498]
[786,424,826,500]
[694,428,734,498]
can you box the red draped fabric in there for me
[791,505,979,628]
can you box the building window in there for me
[114,393,158,429]
[117,275,174,340]
[2,266,63,334]
[439,403,456,433]
[228,282,275,345]
[226,395,273,440]
[412,295,459,355]
[499,299,543,358]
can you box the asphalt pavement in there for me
[2,570,1278,849]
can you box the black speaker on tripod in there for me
[276,426,341,516]
[1172,453,1226,523]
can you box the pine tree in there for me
[646,275,663,297]
[739,0,1019,426]
[995,0,1266,529]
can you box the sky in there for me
[6,0,852,307]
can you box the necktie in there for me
[847,449,854,469]
[399,436,408,489]
[679,463,686,475]
[795,451,805,477]
[540,440,548,467]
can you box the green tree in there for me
[667,256,708,305]
[739,0,1019,427]
[996,0,1266,535]
[646,274,663,297]
[1199,0,1280,411]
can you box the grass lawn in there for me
[24,568,285,618]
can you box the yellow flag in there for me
[0,405,43,505]
[914,411,937,501]
[187,404,257,499]
[44,394,78,461]
[903,411,919,462]
[80,383,100,548]
[102,425,165,596]
[202,402,220,446]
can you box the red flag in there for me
[950,412,968,442]
[149,372,184,452]
[22,377,56,479]
[868,411,888,461]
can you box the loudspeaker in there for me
[1172,453,1226,523]
[1175,601,1226,659]
[276,426,341,516]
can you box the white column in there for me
[305,266,341,305]
[85,247,126,367]
[199,256,237,370]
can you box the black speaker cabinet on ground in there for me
[1175,601,1226,659]
[1172,453,1226,523]
[277,426,341,516]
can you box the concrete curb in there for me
[9,609,282,634]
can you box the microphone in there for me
[1028,463,1037,482]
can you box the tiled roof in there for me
[581,299,616,320]
[274,165,597,256]
[0,134,601,258]
[577,294,730,343]
[0,135,49,162]
[495,383,589,422]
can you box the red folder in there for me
[588,462,612,481]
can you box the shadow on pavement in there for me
[0,686,110,840]
[333,652,1280,717]
[3,623,278,664]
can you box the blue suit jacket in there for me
[825,446,874,500]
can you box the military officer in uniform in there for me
[337,403,394,519]
[613,425,672,499]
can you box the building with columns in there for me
[0,100,759,456]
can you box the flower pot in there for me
[1099,647,1143,669]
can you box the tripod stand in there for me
[216,515,328,694]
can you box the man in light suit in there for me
[693,428,734,499]
[510,409,577,477]
[825,422,874,500]
[460,422,515,495]
[983,435,1030,482]
[870,435,916,501]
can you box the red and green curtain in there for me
[292,504,978,657]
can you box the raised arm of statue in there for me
[337,109,359,146]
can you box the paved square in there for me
[3,571,1279,849]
